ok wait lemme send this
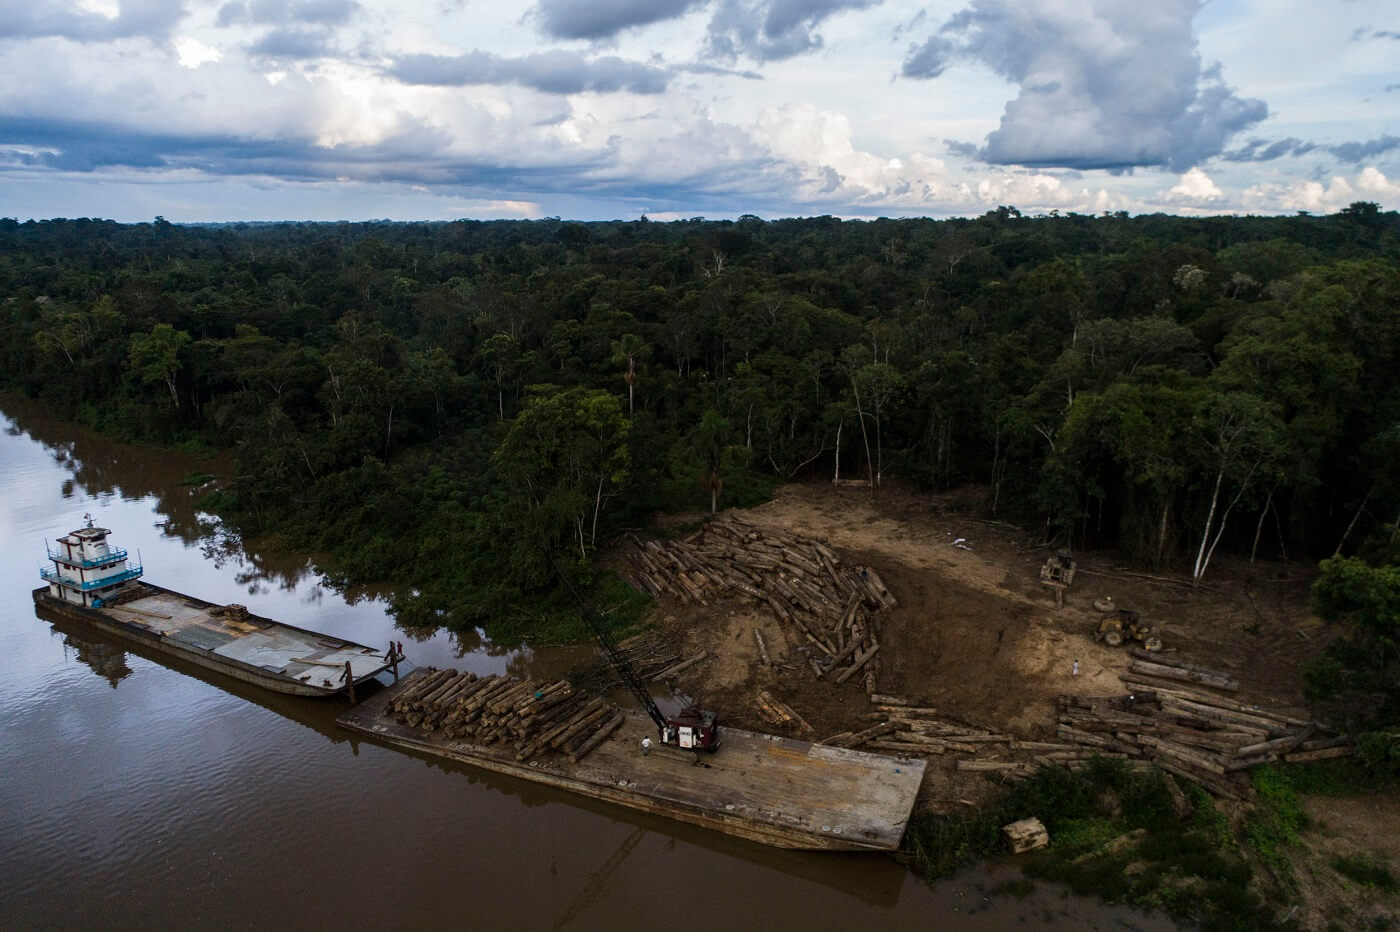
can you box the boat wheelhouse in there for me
[41,514,144,608]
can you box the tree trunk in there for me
[852,388,873,489]
[1250,490,1272,564]
[1156,501,1171,570]
[1334,485,1374,557]
[833,420,842,484]
[591,475,604,548]
[1192,468,1224,586]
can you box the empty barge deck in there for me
[338,671,926,851]
[33,584,393,696]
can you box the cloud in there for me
[1221,137,1317,162]
[672,61,764,80]
[901,0,1267,172]
[530,0,705,41]
[1166,166,1220,201]
[1223,134,1400,164]
[706,0,880,63]
[1350,27,1400,42]
[1242,167,1400,214]
[216,0,359,27]
[943,138,979,158]
[1330,134,1400,163]
[173,35,222,67]
[248,27,335,59]
[0,0,186,41]
[388,50,671,94]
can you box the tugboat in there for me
[35,516,400,697]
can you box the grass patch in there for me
[1243,767,1308,886]
[901,758,1268,929]
[1332,854,1399,892]
[179,471,216,486]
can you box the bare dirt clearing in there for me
[627,481,1321,764]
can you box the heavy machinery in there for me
[548,553,720,752]
[1094,608,1162,651]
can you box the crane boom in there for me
[545,551,720,752]
[546,552,667,730]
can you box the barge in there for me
[339,671,927,852]
[34,518,395,696]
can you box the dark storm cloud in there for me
[389,50,671,94]
[216,0,359,27]
[705,0,881,63]
[0,0,185,41]
[530,0,705,40]
[900,0,1267,172]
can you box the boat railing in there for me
[45,546,129,568]
[40,565,144,590]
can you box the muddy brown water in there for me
[0,398,1176,930]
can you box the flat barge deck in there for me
[33,584,394,696]
[339,671,926,851]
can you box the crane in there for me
[547,552,720,752]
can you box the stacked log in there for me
[622,517,895,684]
[822,702,1015,757]
[1054,686,1350,799]
[386,669,626,764]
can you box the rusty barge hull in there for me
[338,673,926,852]
[32,585,392,697]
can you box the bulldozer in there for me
[1094,608,1162,651]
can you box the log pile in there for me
[821,702,1017,760]
[622,517,896,685]
[1055,685,1351,799]
[813,686,1350,800]
[386,669,626,764]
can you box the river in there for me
[0,399,1173,930]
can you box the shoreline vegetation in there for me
[5,209,1400,924]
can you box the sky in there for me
[0,0,1397,222]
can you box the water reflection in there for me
[59,627,132,687]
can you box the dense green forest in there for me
[3,207,1398,664]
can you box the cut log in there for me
[753,629,771,665]
[836,721,896,747]
[958,761,1033,772]
[1283,745,1355,763]
[870,693,909,707]
[1129,660,1239,692]
[650,652,708,681]
[834,642,880,685]
[570,713,625,763]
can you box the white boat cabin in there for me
[41,515,144,607]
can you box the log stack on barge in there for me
[33,518,395,697]
[340,669,927,852]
